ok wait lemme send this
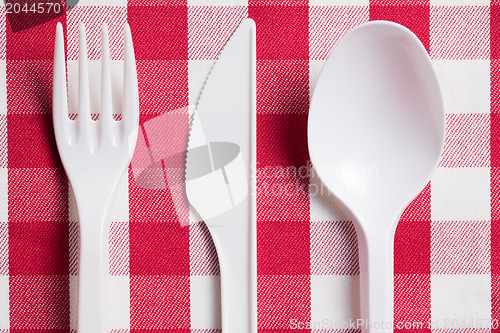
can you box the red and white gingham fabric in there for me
[0,0,497,331]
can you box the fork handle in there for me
[77,200,109,333]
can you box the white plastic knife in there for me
[185,19,256,333]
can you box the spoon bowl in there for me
[308,21,444,332]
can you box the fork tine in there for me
[79,23,91,137]
[123,23,139,136]
[100,23,114,137]
[53,22,69,139]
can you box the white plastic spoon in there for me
[308,21,444,333]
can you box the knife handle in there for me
[206,201,256,333]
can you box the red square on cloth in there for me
[257,60,309,114]
[257,275,310,329]
[258,220,310,275]
[309,6,369,61]
[370,5,430,51]
[491,60,500,113]
[9,275,69,329]
[491,5,500,60]
[130,275,190,329]
[9,220,69,275]
[128,6,188,61]
[7,60,54,114]
[492,273,500,322]
[6,11,64,61]
[394,220,431,274]
[491,219,500,274]
[7,113,61,168]
[249,5,309,60]
[257,113,309,167]
[129,221,190,276]
[8,168,68,223]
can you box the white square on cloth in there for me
[310,275,360,330]
[431,274,491,328]
[190,275,221,330]
[432,60,490,114]
[431,167,490,221]
[0,275,8,329]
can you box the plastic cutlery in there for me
[185,19,256,333]
[53,22,139,332]
[308,21,444,332]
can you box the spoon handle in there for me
[358,230,395,333]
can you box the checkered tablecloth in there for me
[0,0,496,331]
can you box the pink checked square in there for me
[438,113,489,168]
[189,223,219,276]
[257,275,310,329]
[67,6,126,61]
[0,223,7,276]
[128,5,188,60]
[8,168,68,223]
[310,220,359,275]
[9,275,69,329]
[7,114,61,168]
[249,5,308,60]
[430,6,489,60]
[109,221,129,276]
[394,274,430,325]
[137,60,188,114]
[431,221,490,274]
[0,116,6,168]
[309,6,368,60]
[256,167,309,222]
[130,275,190,329]
[257,60,309,114]
[370,5,430,51]
[187,6,247,60]
[7,61,53,114]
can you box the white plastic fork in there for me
[53,22,139,332]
